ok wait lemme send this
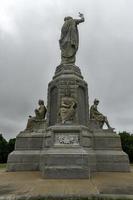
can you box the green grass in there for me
[0,163,6,169]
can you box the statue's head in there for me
[64,16,73,21]
[94,98,99,105]
[38,99,44,105]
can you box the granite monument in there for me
[7,14,130,178]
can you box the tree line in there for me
[119,131,133,163]
[0,132,133,163]
[0,134,16,163]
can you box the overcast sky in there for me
[0,0,133,140]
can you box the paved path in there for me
[0,166,133,199]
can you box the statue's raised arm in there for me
[59,13,85,65]
[75,12,85,24]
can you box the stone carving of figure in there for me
[59,12,85,65]
[26,99,47,130]
[58,91,77,124]
[90,99,113,129]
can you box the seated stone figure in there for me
[58,94,77,124]
[90,99,112,129]
[26,99,47,131]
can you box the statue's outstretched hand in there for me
[79,12,84,18]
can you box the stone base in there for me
[95,150,130,172]
[44,125,93,148]
[7,150,41,171]
[7,131,44,172]
[7,125,130,175]
[93,130,130,172]
[25,119,47,132]
[40,125,96,179]
[15,131,44,150]
[40,147,95,179]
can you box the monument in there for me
[7,13,130,178]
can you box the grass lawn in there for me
[0,163,6,169]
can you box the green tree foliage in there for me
[0,134,16,163]
[0,134,8,163]
[8,138,16,153]
[119,131,133,163]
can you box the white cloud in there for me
[0,0,133,139]
[0,1,18,37]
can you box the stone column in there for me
[47,64,89,127]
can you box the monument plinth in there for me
[7,13,130,178]
[47,64,89,126]
[40,125,95,178]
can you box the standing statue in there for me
[59,12,85,65]
[90,99,113,129]
[26,99,47,131]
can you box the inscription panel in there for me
[55,133,79,145]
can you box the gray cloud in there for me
[0,0,133,140]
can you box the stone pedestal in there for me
[7,64,130,177]
[40,125,96,178]
[40,148,91,179]
[7,127,45,171]
[93,129,130,172]
[7,150,41,171]
[47,64,89,126]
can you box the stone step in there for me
[40,147,96,178]
[41,155,89,166]
[42,166,90,179]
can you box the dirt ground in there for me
[0,166,133,199]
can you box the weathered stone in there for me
[7,150,41,171]
[58,93,77,124]
[92,129,130,172]
[90,99,113,129]
[59,13,85,65]
[7,15,130,178]
[39,125,96,178]
[25,100,47,132]
[47,64,89,127]
[40,148,95,179]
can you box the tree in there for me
[119,131,133,163]
[0,134,8,163]
[0,134,16,163]
[8,138,16,154]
